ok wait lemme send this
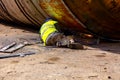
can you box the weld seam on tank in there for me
[30,0,49,20]
[0,0,8,20]
[0,0,27,24]
[1,0,19,21]
[15,0,40,26]
[0,0,12,21]
[15,0,33,24]
[29,0,46,19]
[28,0,47,25]
[18,0,39,25]
[61,0,87,29]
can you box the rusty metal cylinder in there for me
[0,0,120,41]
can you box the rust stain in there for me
[39,0,85,31]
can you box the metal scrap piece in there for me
[0,52,36,59]
[0,42,16,52]
[5,42,28,53]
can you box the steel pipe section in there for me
[0,0,120,41]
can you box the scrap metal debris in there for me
[0,52,36,59]
[0,42,28,53]
[0,38,40,59]
[0,36,41,57]
[0,42,16,52]
[5,42,28,53]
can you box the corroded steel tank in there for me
[0,0,120,41]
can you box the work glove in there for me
[56,36,84,49]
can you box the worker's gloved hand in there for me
[56,39,71,47]
[56,36,74,47]
[56,36,84,49]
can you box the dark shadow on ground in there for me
[90,41,120,54]
[0,20,39,33]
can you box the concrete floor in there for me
[0,22,120,80]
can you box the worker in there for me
[39,18,84,49]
